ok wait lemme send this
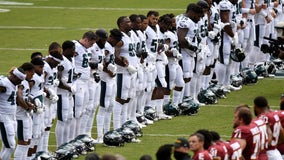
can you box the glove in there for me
[53,79,59,87]
[127,65,137,74]
[34,98,42,108]
[61,76,68,85]
[163,44,169,51]
[232,34,239,47]
[97,63,103,71]
[171,48,179,57]
[208,31,217,40]
[50,94,59,104]
[70,85,76,94]
[176,53,183,60]
[107,63,117,73]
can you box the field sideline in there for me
[0,0,284,159]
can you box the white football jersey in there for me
[73,40,91,80]
[0,77,17,114]
[16,80,30,115]
[43,61,54,87]
[176,14,199,47]
[101,42,115,81]
[57,56,75,94]
[30,73,44,98]
[145,25,160,54]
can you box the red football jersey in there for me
[208,141,228,160]
[276,110,284,154]
[232,124,261,159]
[223,140,242,160]
[193,150,213,160]
[259,111,281,150]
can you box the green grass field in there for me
[0,0,284,159]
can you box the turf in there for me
[0,0,283,159]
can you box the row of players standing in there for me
[1,0,284,158]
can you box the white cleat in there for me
[131,138,141,143]
[145,118,154,125]
[94,138,104,144]
[226,85,242,91]
[157,113,172,120]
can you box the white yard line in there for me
[0,5,184,11]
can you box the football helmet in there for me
[230,48,246,62]
[33,151,56,160]
[178,99,200,115]
[230,74,243,87]
[103,130,124,147]
[55,143,77,160]
[254,63,268,77]
[69,139,86,155]
[122,120,143,137]
[197,89,218,104]
[208,84,227,99]
[144,106,158,121]
[163,102,180,116]
[240,68,258,84]
[74,134,96,152]
[136,113,148,125]
[265,61,277,74]
[116,127,136,143]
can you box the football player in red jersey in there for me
[189,132,213,160]
[231,104,261,160]
[253,96,284,159]
[277,94,284,158]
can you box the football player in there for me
[0,67,26,160]
[72,31,96,137]
[232,104,261,159]
[253,96,284,159]
[39,50,63,152]
[27,57,45,159]
[176,4,204,101]
[277,94,284,158]
[173,138,191,160]
[14,63,35,160]
[113,16,137,129]
[163,14,184,107]
[189,132,213,160]
[215,0,241,91]
[55,40,76,146]
[84,29,108,136]
[96,29,122,143]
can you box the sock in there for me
[68,118,76,141]
[14,144,28,160]
[86,108,96,137]
[96,107,105,140]
[56,121,64,147]
[163,95,170,105]
[121,103,129,125]
[104,111,112,134]
[1,148,14,160]
[156,99,164,115]
[42,130,50,152]
[172,90,182,105]
[113,101,123,129]
[183,82,190,97]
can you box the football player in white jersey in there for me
[145,11,159,108]
[215,0,240,90]
[14,63,35,160]
[191,0,210,105]
[96,29,122,143]
[137,14,154,124]
[176,3,204,100]
[72,31,96,137]
[162,14,185,107]
[145,11,171,120]
[84,29,108,137]
[28,57,45,159]
[39,50,62,152]
[0,67,26,160]
[254,0,273,63]
[129,14,147,126]
[113,16,137,129]
[240,0,257,68]
[55,40,76,146]
[205,0,222,89]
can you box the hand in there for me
[127,65,137,74]
[97,63,103,71]
[107,63,117,74]
[53,79,60,87]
